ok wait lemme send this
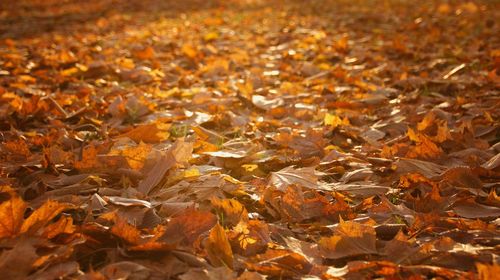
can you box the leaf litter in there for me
[0,0,499,278]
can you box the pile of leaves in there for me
[0,0,499,278]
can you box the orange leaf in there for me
[0,194,26,239]
[74,144,100,170]
[319,219,377,259]
[41,216,75,239]
[476,263,500,280]
[133,46,155,60]
[108,141,152,170]
[406,128,442,159]
[245,249,312,277]
[111,217,142,245]
[205,223,234,268]
[160,209,216,246]
[181,44,198,59]
[21,200,71,234]
[120,123,171,143]
[211,197,248,227]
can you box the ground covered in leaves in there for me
[0,0,499,279]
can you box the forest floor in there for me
[0,0,499,279]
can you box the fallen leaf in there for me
[204,223,233,268]
[269,166,320,190]
[110,215,142,245]
[21,200,72,235]
[319,219,378,259]
[244,249,312,277]
[0,194,26,239]
[160,209,216,246]
[211,197,248,227]
[120,122,171,143]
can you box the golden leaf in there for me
[0,194,26,239]
[205,223,234,268]
[21,200,71,234]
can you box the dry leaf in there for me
[319,219,378,259]
[269,166,320,190]
[204,223,234,268]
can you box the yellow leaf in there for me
[324,113,349,128]
[204,32,219,41]
[184,167,200,178]
[242,164,258,172]
[60,67,79,76]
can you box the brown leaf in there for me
[133,46,155,60]
[452,199,500,219]
[137,152,175,195]
[482,152,500,170]
[269,166,320,190]
[229,220,270,256]
[160,209,216,246]
[137,138,193,194]
[99,261,159,280]
[394,158,447,178]
[440,166,482,189]
[179,267,235,280]
[0,237,39,279]
[27,261,79,280]
[382,231,421,264]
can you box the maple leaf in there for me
[324,113,350,129]
[0,194,26,239]
[119,122,171,144]
[244,249,312,277]
[21,200,72,235]
[319,219,378,259]
[211,197,248,227]
[160,209,216,246]
[439,166,482,190]
[406,128,443,159]
[137,138,193,194]
[228,220,269,257]
[41,216,75,239]
[111,216,142,245]
[1,0,499,277]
